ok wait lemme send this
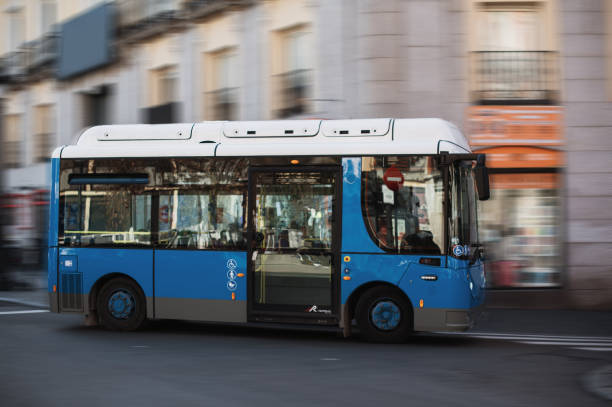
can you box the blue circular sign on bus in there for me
[227,280,237,291]
[452,245,464,257]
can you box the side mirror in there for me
[475,154,490,201]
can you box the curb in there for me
[584,365,612,402]
[0,297,48,309]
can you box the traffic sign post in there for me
[383,166,404,191]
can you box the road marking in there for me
[518,341,612,346]
[448,331,612,341]
[472,335,612,343]
[453,331,612,352]
[321,358,340,361]
[0,309,49,315]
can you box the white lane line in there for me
[572,347,612,352]
[458,332,612,341]
[472,335,612,343]
[518,341,612,346]
[0,309,49,315]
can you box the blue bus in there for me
[48,118,489,342]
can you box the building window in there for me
[471,2,559,104]
[205,50,238,121]
[41,0,57,34]
[6,6,25,51]
[82,85,110,127]
[274,27,312,118]
[145,66,179,123]
[2,114,22,168]
[33,105,55,163]
[152,65,178,106]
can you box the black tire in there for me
[96,277,146,331]
[355,286,413,343]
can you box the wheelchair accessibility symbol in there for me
[227,259,237,269]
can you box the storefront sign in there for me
[467,106,563,148]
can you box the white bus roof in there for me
[58,118,471,159]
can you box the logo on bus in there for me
[306,305,331,314]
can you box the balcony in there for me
[470,51,560,105]
[118,0,181,27]
[27,32,59,70]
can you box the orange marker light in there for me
[53,285,56,292]
[237,273,245,278]
[232,292,236,301]
[291,159,299,165]
[343,256,351,263]
[419,299,424,308]
[343,276,351,281]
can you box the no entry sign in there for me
[383,165,404,191]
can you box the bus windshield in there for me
[449,160,479,257]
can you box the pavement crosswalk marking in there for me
[0,309,49,315]
[445,331,612,352]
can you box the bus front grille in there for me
[60,272,83,312]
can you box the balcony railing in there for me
[470,51,559,105]
[117,0,181,27]
[0,32,58,83]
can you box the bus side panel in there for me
[48,157,61,312]
[398,261,476,332]
[340,253,416,303]
[48,247,59,312]
[154,250,247,323]
[48,157,60,247]
[57,247,153,315]
[341,158,383,253]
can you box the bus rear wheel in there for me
[355,286,413,343]
[97,277,146,331]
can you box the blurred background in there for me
[0,0,610,308]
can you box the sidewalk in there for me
[0,270,48,308]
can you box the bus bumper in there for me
[49,291,59,313]
[413,306,483,332]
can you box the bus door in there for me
[247,167,340,323]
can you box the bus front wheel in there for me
[355,286,412,343]
[97,277,146,331]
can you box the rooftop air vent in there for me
[223,120,320,138]
[321,118,391,137]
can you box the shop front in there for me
[467,106,563,288]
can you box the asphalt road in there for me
[1,301,611,407]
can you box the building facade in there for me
[1,0,611,308]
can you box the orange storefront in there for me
[467,106,563,288]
